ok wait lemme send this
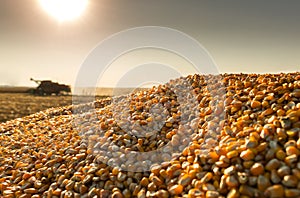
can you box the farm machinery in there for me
[29,78,71,95]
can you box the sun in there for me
[39,0,88,22]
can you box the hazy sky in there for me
[1,0,300,87]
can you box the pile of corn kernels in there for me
[0,73,300,198]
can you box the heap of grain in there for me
[0,73,300,198]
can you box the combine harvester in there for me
[29,78,71,95]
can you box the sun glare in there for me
[39,0,88,22]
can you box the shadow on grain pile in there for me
[0,72,300,198]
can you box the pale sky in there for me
[1,0,300,87]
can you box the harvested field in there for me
[0,73,300,198]
[0,94,73,123]
[0,94,108,123]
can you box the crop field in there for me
[0,93,111,123]
[0,93,73,123]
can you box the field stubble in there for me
[0,94,107,123]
